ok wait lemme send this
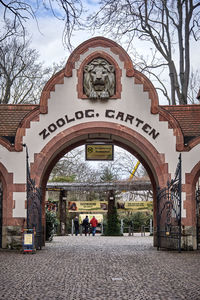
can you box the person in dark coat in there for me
[74,216,79,236]
[82,215,89,236]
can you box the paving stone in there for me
[0,235,200,300]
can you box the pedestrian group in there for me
[74,215,98,236]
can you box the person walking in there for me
[90,216,98,236]
[74,216,79,236]
[82,215,89,236]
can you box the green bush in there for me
[123,211,152,232]
[104,207,121,236]
[46,209,59,241]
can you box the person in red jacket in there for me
[90,216,98,236]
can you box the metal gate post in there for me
[178,154,182,253]
[157,154,182,252]
[0,185,2,248]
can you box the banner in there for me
[117,201,153,211]
[68,200,153,212]
[68,201,108,212]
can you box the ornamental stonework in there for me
[83,58,115,99]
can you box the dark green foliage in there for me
[45,209,59,241]
[123,211,153,232]
[104,207,121,236]
[100,166,118,182]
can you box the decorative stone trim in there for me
[39,69,65,114]
[184,161,200,228]
[38,37,159,118]
[187,136,200,150]
[0,162,26,228]
[0,137,15,151]
[158,106,185,151]
[134,70,159,114]
[15,106,40,151]
[30,121,168,189]
[64,36,134,78]
[29,121,170,230]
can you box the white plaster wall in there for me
[0,145,26,183]
[13,192,26,218]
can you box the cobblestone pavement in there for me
[0,235,200,300]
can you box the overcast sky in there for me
[22,1,200,105]
[25,1,99,66]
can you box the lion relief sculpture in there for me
[83,58,115,99]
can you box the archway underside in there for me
[31,123,169,188]
[28,122,170,248]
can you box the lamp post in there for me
[22,143,29,229]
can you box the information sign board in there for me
[85,144,114,161]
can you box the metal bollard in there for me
[128,226,131,236]
[150,219,153,235]
[71,219,74,236]
[80,225,82,236]
[141,225,145,236]
[120,219,124,235]
[101,223,104,235]
[131,226,134,236]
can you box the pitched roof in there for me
[0,104,38,143]
[161,105,200,142]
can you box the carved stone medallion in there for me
[83,58,115,99]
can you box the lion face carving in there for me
[83,58,115,99]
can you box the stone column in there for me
[59,190,67,236]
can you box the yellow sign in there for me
[68,201,108,212]
[86,144,113,160]
[117,201,153,211]
[24,233,33,245]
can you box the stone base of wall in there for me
[153,226,197,250]
[181,226,197,250]
[2,226,22,249]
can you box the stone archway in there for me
[28,121,169,247]
[185,161,200,249]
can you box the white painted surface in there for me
[13,192,26,218]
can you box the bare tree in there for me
[89,0,200,104]
[0,0,83,49]
[50,148,100,183]
[0,36,51,104]
[187,69,200,104]
[50,146,149,183]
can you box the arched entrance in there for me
[1,36,200,250]
[29,122,169,247]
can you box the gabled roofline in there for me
[39,36,159,115]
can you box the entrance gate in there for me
[157,154,182,252]
[27,177,42,249]
[1,37,200,250]
[26,147,42,250]
[196,187,200,250]
[0,184,2,248]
